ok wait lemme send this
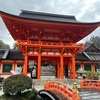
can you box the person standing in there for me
[31,65,37,79]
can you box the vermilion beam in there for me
[23,54,28,75]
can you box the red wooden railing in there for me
[80,80,100,90]
[17,40,83,47]
[44,81,80,100]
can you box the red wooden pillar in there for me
[23,54,28,75]
[60,54,64,79]
[37,53,41,79]
[57,61,60,78]
[91,63,95,72]
[72,55,76,79]
[13,61,16,71]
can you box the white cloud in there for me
[96,15,100,20]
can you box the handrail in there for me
[44,81,80,100]
[80,80,100,90]
[17,41,83,47]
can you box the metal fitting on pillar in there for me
[73,82,78,90]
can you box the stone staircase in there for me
[41,66,55,76]
[79,89,100,100]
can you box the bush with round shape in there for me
[3,74,32,95]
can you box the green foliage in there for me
[13,42,18,50]
[21,88,37,100]
[0,88,43,100]
[0,40,10,49]
[84,71,100,80]
[84,36,100,48]
[3,74,32,95]
[1,74,43,100]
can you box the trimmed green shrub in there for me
[3,74,32,95]
[84,71,100,80]
[0,88,43,100]
[21,88,38,100]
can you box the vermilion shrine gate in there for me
[0,10,99,79]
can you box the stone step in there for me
[32,77,80,86]
[41,72,54,74]
[80,91,100,100]
[41,74,55,76]
[41,71,55,75]
[79,88,100,100]
[80,94,100,98]
[78,88,98,92]
[80,92,99,96]
[81,96,100,100]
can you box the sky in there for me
[0,0,100,48]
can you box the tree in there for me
[0,40,10,49]
[84,36,100,48]
[13,42,18,49]
[3,74,32,95]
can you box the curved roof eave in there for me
[0,10,100,25]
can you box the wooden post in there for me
[72,55,76,79]
[60,54,64,79]
[13,61,16,71]
[23,54,28,75]
[37,53,41,79]
[91,63,95,72]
